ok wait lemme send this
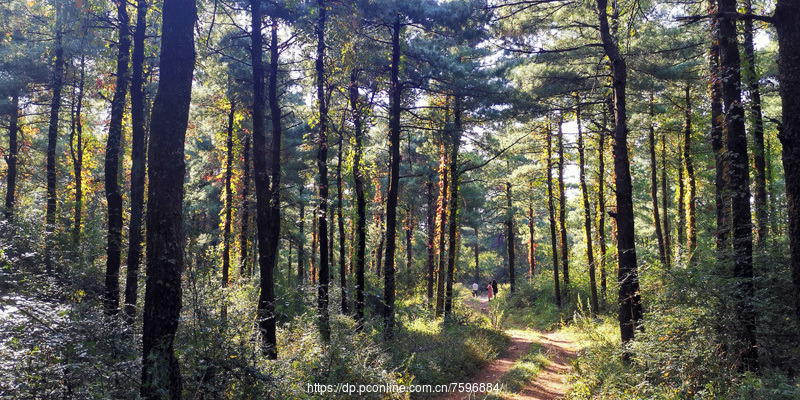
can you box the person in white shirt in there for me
[472,282,479,297]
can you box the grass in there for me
[499,342,549,393]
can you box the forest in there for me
[1,0,799,398]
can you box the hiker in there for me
[492,280,498,296]
[487,282,494,301]
[472,282,479,297]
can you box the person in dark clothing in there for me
[491,280,498,296]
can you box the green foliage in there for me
[499,342,547,393]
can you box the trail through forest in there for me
[439,296,579,400]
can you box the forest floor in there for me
[437,295,580,400]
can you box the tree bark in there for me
[337,119,347,315]
[709,0,730,262]
[69,57,86,244]
[140,0,195,395]
[774,0,800,350]
[350,70,366,328]
[528,201,535,281]
[547,120,561,307]
[677,141,685,255]
[557,117,568,293]
[577,100,598,314]
[315,0,330,342]
[444,97,462,316]
[661,128,671,269]
[743,0,768,248]
[383,15,402,340]
[240,135,251,276]
[648,95,666,266]
[597,105,608,299]
[5,93,19,219]
[45,18,65,272]
[435,121,449,318]
[250,0,277,359]
[426,179,435,305]
[223,101,235,286]
[104,0,131,315]
[684,84,697,261]
[124,0,148,325]
[597,0,642,345]
[719,0,758,370]
[507,181,516,294]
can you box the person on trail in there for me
[472,282,479,297]
[487,282,494,301]
[492,280,498,296]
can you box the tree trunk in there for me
[528,201,535,281]
[661,128,671,269]
[648,95,665,265]
[311,208,318,283]
[315,0,330,341]
[709,0,730,262]
[577,99,598,314]
[337,120,347,315]
[140,0,195,395]
[507,181,516,294]
[684,84,697,261]
[223,101,235,286]
[69,57,86,244]
[547,120,561,307]
[426,179,435,305]
[250,0,277,359]
[124,0,148,325]
[104,0,130,315]
[240,135,251,276]
[597,0,642,345]
[475,226,480,283]
[774,0,800,352]
[444,96,462,317]
[597,106,608,299]
[383,15,402,340]
[45,19,65,272]
[5,93,19,219]
[718,0,757,370]
[435,120,449,318]
[677,142,685,255]
[350,70,366,328]
[557,117,568,293]
[743,0,768,248]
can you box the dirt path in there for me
[437,296,578,400]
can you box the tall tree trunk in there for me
[648,95,666,265]
[315,0,330,342]
[507,181,516,294]
[435,144,449,318]
[337,122,347,315]
[426,179,435,305]
[104,0,131,315]
[45,18,65,272]
[124,0,148,325]
[597,0,642,345]
[250,0,277,359]
[5,93,19,219]
[311,208,318,283]
[597,106,608,299]
[718,0,757,370]
[222,101,235,286]
[709,0,730,262]
[350,70,366,328]
[69,56,86,244]
[684,84,697,261]
[383,15,402,340]
[661,129,671,269]
[140,0,195,394]
[677,143,685,255]
[557,117,568,293]
[743,0,768,248]
[528,201,535,281]
[297,185,305,283]
[475,226,480,282]
[240,135,251,276]
[774,0,800,351]
[547,120,561,307]
[577,100,598,314]
[444,96,462,317]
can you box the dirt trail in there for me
[437,296,578,400]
